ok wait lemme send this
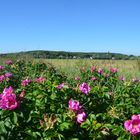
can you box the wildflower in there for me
[57,83,64,89]
[69,99,80,111]
[98,68,103,74]
[0,75,5,82]
[35,77,46,83]
[3,86,14,94]
[21,79,31,87]
[0,87,18,110]
[75,76,80,81]
[90,66,96,72]
[132,77,139,83]
[76,110,87,124]
[5,60,13,65]
[0,66,4,71]
[124,119,140,136]
[90,76,96,81]
[79,82,90,94]
[119,76,125,81]
[5,72,13,78]
[19,90,26,100]
[110,67,118,73]
[131,114,140,120]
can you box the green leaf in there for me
[50,93,57,100]
[0,121,7,134]
[13,112,18,125]
[59,122,72,131]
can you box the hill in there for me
[0,50,139,60]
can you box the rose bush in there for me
[0,59,139,139]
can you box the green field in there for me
[42,59,140,79]
[0,57,140,79]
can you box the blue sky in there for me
[0,0,140,55]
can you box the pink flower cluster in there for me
[69,99,87,124]
[5,72,13,78]
[124,114,140,136]
[0,75,5,82]
[35,77,46,83]
[75,76,80,81]
[21,79,31,87]
[76,110,87,124]
[90,66,96,72]
[5,60,13,65]
[0,87,18,110]
[90,76,96,81]
[69,99,80,111]
[119,76,125,81]
[79,82,90,95]
[57,83,64,89]
[98,68,103,74]
[0,73,13,82]
[0,65,5,71]
[110,67,118,73]
[19,90,26,100]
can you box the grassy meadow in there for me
[42,59,140,79]
[0,56,140,79]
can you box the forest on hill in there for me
[0,50,139,60]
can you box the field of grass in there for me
[0,57,140,79]
[42,59,140,79]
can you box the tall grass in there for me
[43,59,140,79]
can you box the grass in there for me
[42,59,140,79]
[0,56,140,79]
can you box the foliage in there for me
[0,59,140,140]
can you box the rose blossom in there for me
[19,90,26,100]
[131,114,140,120]
[57,83,64,89]
[119,76,125,81]
[124,119,140,136]
[75,76,80,81]
[90,76,96,81]
[0,66,4,71]
[97,68,103,74]
[5,60,13,65]
[76,110,87,124]
[79,82,90,94]
[0,75,5,82]
[3,86,14,94]
[110,67,118,73]
[0,87,18,110]
[69,99,80,111]
[90,66,96,72]
[35,77,46,83]
[21,79,31,87]
[5,72,13,78]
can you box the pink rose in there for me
[79,83,90,94]
[69,99,80,112]
[35,77,46,83]
[110,67,118,73]
[22,79,31,87]
[76,110,87,124]
[0,87,18,110]
[57,83,64,89]
[5,60,13,65]
[124,119,140,136]
[98,68,103,74]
